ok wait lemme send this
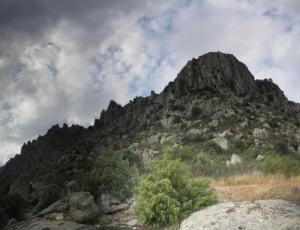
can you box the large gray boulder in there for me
[185,128,202,141]
[210,137,229,150]
[226,154,242,166]
[180,200,300,230]
[69,192,99,223]
[253,128,270,140]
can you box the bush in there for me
[260,155,300,177]
[191,153,226,177]
[191,106,201,117]
[0,193,25,227]
[35,184,61,212]
[274,139,289,155]
[0,194,25,219]
[172,145,199,161]
[122,149,144,171]
[0,207,8,229]
[81,151,139,200]
[204,142,223,154]
[135,145,217,227]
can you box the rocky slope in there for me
[1,52,300,225]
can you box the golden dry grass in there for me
[212,172,300,205]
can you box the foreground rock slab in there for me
[4,218,98,230]
[180,199,300,230]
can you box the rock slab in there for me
[180,199,300,230]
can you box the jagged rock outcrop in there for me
[170,52,257,97]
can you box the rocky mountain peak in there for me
[165,52,257,97]
[1,52,299,212]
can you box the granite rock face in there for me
[180,199,300,230]
[172,52,257,96]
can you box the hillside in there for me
[1,52,300,229]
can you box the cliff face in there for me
[0,52,299,197]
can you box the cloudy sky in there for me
[0,0,300,164]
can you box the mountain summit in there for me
[0,52,299,221]
[172,52,257,96]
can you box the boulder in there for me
[98,193,133,214]
[142,149,159,164]
[186,128,202,141]
[240,119,248,128]
[253,128,270,140]
[226,154,242,166]
[208,119,219,127]
[67,180,80,195]
[210,137,229,150]
[256,154,264,161]
[180,200,300,230]
[161,116,180,128]
[147,134,161,145]
[3,218,98,230]
[218,130,233,138]
[69,192,99,223]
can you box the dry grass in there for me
[212,172,300,205]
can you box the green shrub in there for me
[35,184,61,212]
[242,146,261,160]
[135,145,217,227]
[122,149,144,171]
[81,151,139,200]
[204,142,223,154]
[0,194,25,219]
[0,207,8,229]
[231,139,247,151]
[191,153,226,177]
[260,155,300,177]
[172,145,199,161]
[274,139,289,155]
[191,106,201,117]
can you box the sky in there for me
[0,0,300,165]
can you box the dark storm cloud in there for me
[0,0,142,39]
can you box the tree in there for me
[81,151,139,200]
[134,144,217,227]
